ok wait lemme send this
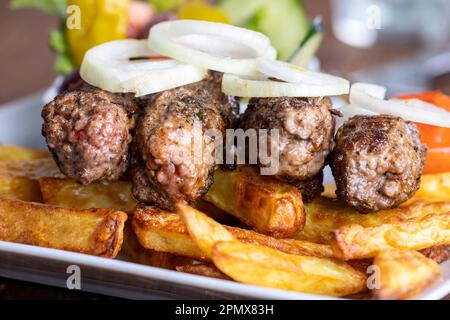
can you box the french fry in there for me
[122,225,193,269]
[39,177,137,212]
[132,205,333,260]
[0,196,127,258]
[349,246,450,267]
[298,196,450,244]
[231,229,334,258]
[0,158,62,202]
[0,174,42,202]
[331,212,450,260]
[410,172,450,203]
[374,250,441,300]
[0,158,62,179]
[176,264,231,280]
[212,241,367,297]
[204,166,305,238]
[0,145,49,162]
[133,205,208,260]
[177,202,235,258]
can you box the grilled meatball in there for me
[240,97,336,180]
[42,84,139,184]
[330,115,427,213]
[132,76,233,210]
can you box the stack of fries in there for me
[0,145,449,299]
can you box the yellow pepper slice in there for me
[177,3,230,24]
[66,0,131,67]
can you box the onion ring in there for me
[148,20,276,76]
[80,39,207,96]
[350,83,450,128]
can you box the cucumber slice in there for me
[219,0,310,61]
[251,0,309,60]
[289,17,323,67]
[218,0,267,25]
[289,31,323,67]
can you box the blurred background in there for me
[0,0,449,104]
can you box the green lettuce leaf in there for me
[49,29,75,75]
[54,54,75,75]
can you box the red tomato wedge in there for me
[399,91,450,174]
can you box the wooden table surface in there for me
[0,0,449,300]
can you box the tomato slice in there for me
[398,91,450,173]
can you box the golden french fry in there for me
[0,158,62,202]
[204,166,305,238]
[122,225,193,269]
[298,196,450,244]
[0,145,49,162]
[133,205,208,260]
[231,229,334,258]
[212,241,367,297]
[177,202,234,258]
[331,212,450,260]
[0,158,62,179]
[39,177,137,212]
[132,205,333,260]
[0,174,42,202]
[0,196,127,257]
[176,264,231,280]
[409,172,450,203]
[374,250,441,300]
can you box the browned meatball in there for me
[132,76,233,210]
[42,84,139,184]
[330,115,427,213]
[240,97,336,180]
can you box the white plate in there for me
[0,91,449,300]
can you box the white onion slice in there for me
[336,103,378,129]
[148,20,276,76]
[258,59,350,88]
[222,74,350,98]
[349,82,450,128]
[80,39,207,97]
[350,83,386,100]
